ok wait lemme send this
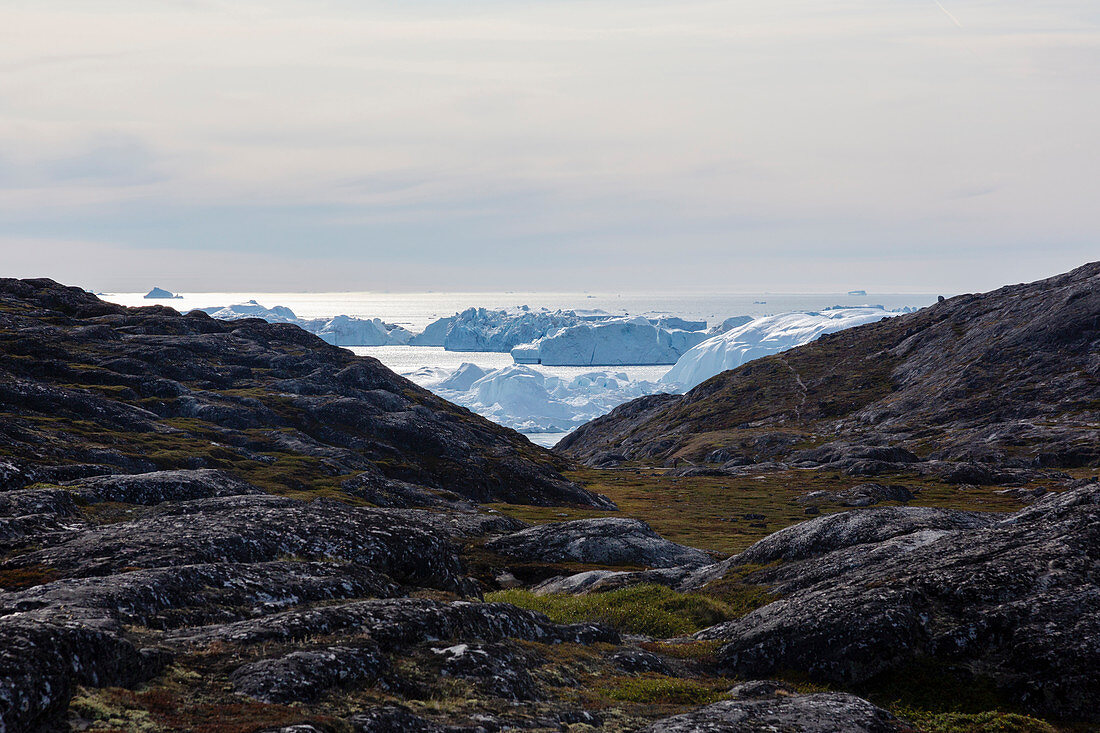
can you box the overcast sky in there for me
[1,0,1097,293]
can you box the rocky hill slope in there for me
[559,262,1100,469]
[0,278,610,508]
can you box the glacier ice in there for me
[662,306,906,390]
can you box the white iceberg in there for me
[199,300,300,323]
[407,363,667,434]
[663,306,904,390]
[311,314,413,347]
[144,286,182,299]
[510,317,707,366]
[194,302,413,346]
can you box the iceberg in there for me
[144,286,182,299]
[510,317,707,366]
[707,315,753,335]
[311,314,413,347]
[439,307,583,352]
[199,300,299,323]
[410,363,667,434]
[194,302,412,346]
[663,306,904,390]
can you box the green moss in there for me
[601,675,729,705]
[895,708,1058,733]
[486,584,753,637]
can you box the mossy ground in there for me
[486,466,1071,555]
[486,584,749,637]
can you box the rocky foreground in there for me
[1,276,1098,732]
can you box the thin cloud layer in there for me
[0,0,1097,291]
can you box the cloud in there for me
[0,0,1096,291]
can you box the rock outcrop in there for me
[0,277,611,508]
[641,681,910,733]
[559,262,1100,469]
[485,517,713,568]
[697,483,1100,721]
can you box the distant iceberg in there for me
[194,301,412,346]
[201,300,299,323]
[412,362,666,434]
[144,286,183,299]
[662,306,905,390]
[408,305,924,433]
[416,307,590,352]
[510,316,708,366]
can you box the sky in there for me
[1,0,1097,293]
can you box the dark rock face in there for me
[609,647,675,676]
[349,706,446,732]
[698,483,1100,721]
[0,277,611,508]
[0,488,78,518]
[485,517,712,568]
[432,642,541,701]
[559,262,1100,468]
[231,643,390,703]
[163,598,618,650]
[641,681,910,733]
[1,495,470,592]
[731,506,995,566]
[798,483,915,508]
[61,468,264,505]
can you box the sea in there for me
[101,290,939,447]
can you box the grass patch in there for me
[894,708,1058,733]
[486,584,746,637]
[491,466,1043,556]
[0,564,58,590]
[600,674,729,705]
[639,640,726,662]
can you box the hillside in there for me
[0,278,609,508]
[559,262,1100,469]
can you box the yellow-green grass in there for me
[487,467,1069,555]
[486,584,759,637]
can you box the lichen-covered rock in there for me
[433,641,541,700]
[699,484,1100,721]
[485,517,712,568]
[609,648,674,676]
[798,483,915,508]
[164,598,618,650]
[231,643,389,703]
[0,277,608,508]
[0,488,78,517]
[641,680,909,732]
[0,615,166,733]
[0,495,470,592]
[62,468,263,505]
[0,561,400,630]
[731,506,996,566]
[349,706,445,732]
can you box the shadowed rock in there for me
[641,680,910,732]
[485,517,712,568]
[0,495,470,592]
[61,468,263,505]
[698,484,1100,721]
[231,643,390,703]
